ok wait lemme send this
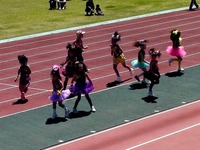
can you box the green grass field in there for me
[0,0,189,40]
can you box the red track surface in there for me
[0,9,200,149]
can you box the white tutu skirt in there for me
[131,60,149,69]
[49,89,71,102]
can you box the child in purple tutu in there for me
[131,40,149,84]
[49,65,70,119]
[14,55,31,102]
[70,62,96,113]
[166,29,186,72]
[144,49,161,97]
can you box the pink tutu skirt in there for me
[131,60,149,69]
[70,81,94,94]
[49,89,71,102]
[166,46,186,57]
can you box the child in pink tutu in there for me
[166,29,186,72]
[110,31,133,82]
[144,49,161,97]
[60,43,77,90]
[14,55,31,102]
[131,40,149,84]
[49,65,70,119]
[70,62,96,113]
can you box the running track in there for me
[0,8,200,149]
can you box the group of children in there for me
[109,29,186,97]
[15,29,186,119]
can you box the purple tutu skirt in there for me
[49,89,71,102]
[131,60,149,69]
[166,46,186,57]
[70,81,94,94]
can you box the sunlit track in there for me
[0,9,199,118]
[0,10,194,49]
[1,26,200,72]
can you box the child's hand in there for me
[57,90,62,95]
[14,77,18,82]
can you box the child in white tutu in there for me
[131,40,149,84]
[49,65,70,119]
[166,29,186,72]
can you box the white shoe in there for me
[52,113,58,119]
[116,77,122,82]
[130,68,134,77]
[177,67,184,72]
[148,91,155,97]
[168,58,173,66]
[91,106,96,112]
[65,107,70,118]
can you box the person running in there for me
[70,62,96,113]
[110,31,133,82]
[144,48,161,97]
[49,65,71,119]
[14,55,31,102]
[166,29,186,72]
[131,40,149,84]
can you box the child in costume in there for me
[166,29,186,72]
[49,65,71,119]
[70,62,96,113]
[131,40,149,84]
[61,43,77,90]
[14,55,31,102]
[73,30,88,63]
[144,48,161,97]
[110,31,133,82]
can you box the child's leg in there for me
[73,93,81,110]
[113,64,120,77]
[85,94,96,112]
[19,84,28,100]
[122,62,133,77]
[85,94,93,107]
[52,102,57,119]
[58,102,69,117]
[177,57,183,70]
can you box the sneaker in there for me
[65,108,70,118]
[135,75,140,82]
[148,91,155,97]
[72,108,78,114]
[130,68,134,77]
[168,58,173,66]
[116,76,122,82]
[52,113,58,119]
[177,67,184,72]
[91,106,96,112]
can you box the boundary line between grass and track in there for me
[0,7,187,44]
